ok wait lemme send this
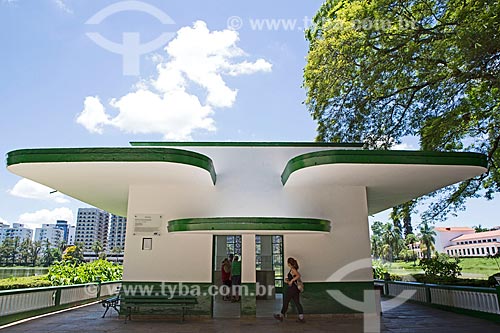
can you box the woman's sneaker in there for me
[273,314,283,322]
[296,317,306,323]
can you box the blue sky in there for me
[1,0,498,231]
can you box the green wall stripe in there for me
[130,141,364,148]
[281,150,488,185]
[6,147,217,185]
[167,217,331,233]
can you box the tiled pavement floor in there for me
[2,298,500,332]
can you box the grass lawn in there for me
[386,257,500,280]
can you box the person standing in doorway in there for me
[231,255,241,302]
[274,257,305,323]
[221,258,232,301]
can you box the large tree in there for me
[305,0,500,221]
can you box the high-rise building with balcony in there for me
[34,224,64,246]
[107,215,126,252]
[55,220,69,243]
[75,208,109,257]
[107,215,126,263]
[0,223,33,243]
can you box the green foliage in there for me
[410,273,490,287]
[419,253,462,280]
[370,221,405,260]
[399,249,418,262]
[62,245,84,264]
[0,237,45,267]
[0,275,52,290]
[372,259,389,279]
[391,201,416,237]
[419,222,436,259]
[47,260,122,285]
[473,224,490,233]
[305,0,500,221]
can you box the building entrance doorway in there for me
[255,235,283,317]
[212,235,241,318]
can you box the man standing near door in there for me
[231,255,241,302]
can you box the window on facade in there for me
[481,248,485,255]
[467,248,470,255]
[272,236,283,289]
[226,236,241,256]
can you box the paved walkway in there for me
[1,298,500,332]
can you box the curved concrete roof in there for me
[281,150,487,214]
[7,148,216,216]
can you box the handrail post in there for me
[54,288,61,306]
[425,284,431,304]
[97,277,102,299]
[495,286,500,315]
[383,273,390,296]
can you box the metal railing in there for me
[0,280,122,326]
[375,279,500,319]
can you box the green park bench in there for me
[101,294,120,318]
[121,294,198,322]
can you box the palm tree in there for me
[30,241,42,267]
[91,241,103,261]
[405,233,418,265]
[382,223,404,261]
[419,223,436,259]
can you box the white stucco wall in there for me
[122,146,372,283]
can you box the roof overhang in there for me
[167,217,331,234]
[6,148,216,217]
[281,150,488,215]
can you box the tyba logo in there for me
[85,1,176,75]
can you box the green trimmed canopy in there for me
[6,147,217,217]
[168,217,331,233]
[5,144,488,217]
[281,149,487,214]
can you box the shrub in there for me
[419,253,462,279]
[47,260,122,285]
[0,275,52,290]
[372,260,389,279]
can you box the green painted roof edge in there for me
[130,141,364,148]
[6,147,217,185]
[167,217,331,232]
[281,150,488,185]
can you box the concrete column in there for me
[242,234,256,283]
[241,234,256,316]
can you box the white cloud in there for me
[76,96,110,134]
[110,89,215,141]
[9,179,70,203]
[52,0,72,14]
[18,207,74,229]
[391,142,416,150]
[77,20,272,140]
